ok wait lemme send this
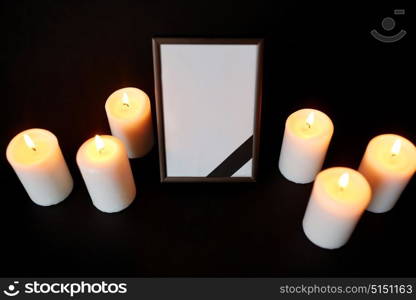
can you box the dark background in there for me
[0,0,414,277]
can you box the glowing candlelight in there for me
[6,129,73,206]
[338,172,349,190]
[279,108,334,183]
[302,167,371,249]
[121,92,130,108]
[95,135,105,153]
[105,87,154,158]
[77,135,136,213]
[23,134,36,151]
[391,139,401,156]
[359,134,415,213]
[305,111,315,129]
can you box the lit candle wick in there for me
[23,134,37,152]
[95,135,105,154]
[305,111,314,129]
[391,139,401,157]
[122,92,130,108]
[338,172,349,191]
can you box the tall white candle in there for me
[358,134,416,213]
[279,108,334,183]
[76,135,136,213]
[6,128,73,206]
[302,167,371,249]
[105,87,154,158]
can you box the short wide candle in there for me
[302,167,371,249]
[105,87,154,158]
[279,108,334,183]
[6,128,73,206]
[358,134,416,213]
[76,135,136,213]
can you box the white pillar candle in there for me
[76,135,136,213]
[302,167,371,249]
[358,134,416,213]
[6,128,73,206]
[105,87,154,158]
[278,108,334,183]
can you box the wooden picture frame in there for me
[152,38,263,182]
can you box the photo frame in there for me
[152,38,263,182]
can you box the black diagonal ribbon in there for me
[207,135,253,177]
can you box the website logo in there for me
[371,9,406,43]
[3,280,127,297]
[3,281,20,297]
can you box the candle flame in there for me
[95,135,105,152]
[338,172,349,190]
[122,92,130,107]
[305,111,315,128]
[391,139,401,156]
[23,134,36,151]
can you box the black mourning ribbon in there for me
[207,135,253,177]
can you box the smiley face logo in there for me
[3,282,20,297]
[371,9,406,43]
